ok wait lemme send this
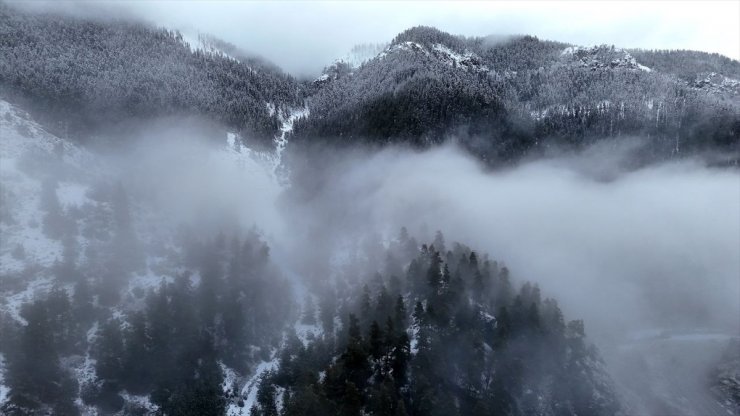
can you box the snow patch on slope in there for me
[561,45,651,72]
[0,99,98,276]
[235,357,279,416]
[431,43,489,73]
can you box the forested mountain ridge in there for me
[296,26,739,163]
[1,4,738,163]
[0,2,303,146]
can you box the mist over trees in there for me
[1,189,294,414]
[252,235,618,416]
[0,3,739,416]
[0,205,618,415]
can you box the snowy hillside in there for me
[0,98,300,414]
[0,100,102,314]
[1,7,738,415]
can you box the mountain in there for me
[295,26,739,163]
[0,5,738,416]
[0,3,303,146]
[1,4,738,163]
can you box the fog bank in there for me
[101,128,739,347]
[281,142,740,343]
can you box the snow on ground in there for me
[222,364,240,395]
[0,97,309,415]
[57,182,90,207]
[479,310,496,324]
[66,353,97,399]
[294,322,323,347]
[226,279,320,415]
[1,277,54,324]
[232,357,280,416]
[120,392,158,414]
[275,386,285,414]
[0,98,98,275]
[431,43,489,73]
[409,322,420,355]
[0,157,60,274]
[274,106,309,168]
[0,97,316,415]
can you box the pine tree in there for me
[92,319,125,412]
[369,320,383,360]
[393,295,406,331]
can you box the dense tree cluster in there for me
[0,3,302,144]
[480,35,568,73]
[250,230,619,416]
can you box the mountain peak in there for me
[560,44,652,72]
[391,25,467,52]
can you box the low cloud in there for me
[281,142,740,343]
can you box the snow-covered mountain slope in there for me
[0,98,300,413]
[431,43,490,73]
[0,99,102,311]
[377,40,490,74]
[316,39,488,84]
[0,99,104,410]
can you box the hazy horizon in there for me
[11,0,740,76]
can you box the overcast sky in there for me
[19,0,740,77]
